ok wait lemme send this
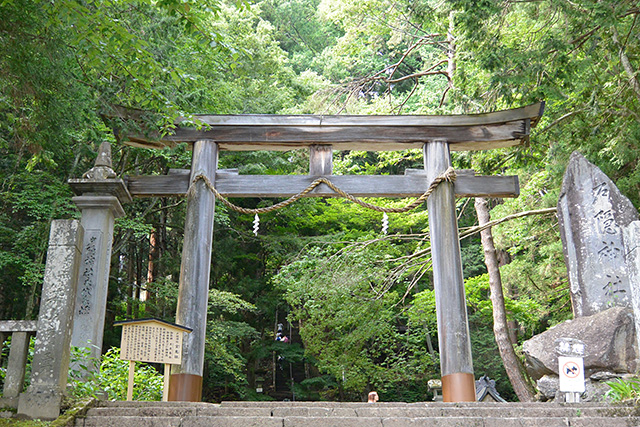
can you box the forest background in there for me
[1,0,639,402]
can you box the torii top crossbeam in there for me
[124,102,544,151]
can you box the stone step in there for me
[84,404,639,418]
[96,400,637,410]
[76,415,640,427]
[98,400,627,409]
[75,401,640,427]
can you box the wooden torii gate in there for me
[123,102,544,402]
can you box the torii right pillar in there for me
[425,140,476,402]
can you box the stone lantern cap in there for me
[68,141,132,203]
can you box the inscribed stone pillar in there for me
[3,331,30,400]
[68,142,131,363]
[169,140,218,402]
[623,221,640,359]
[557,151,639,317]
[70,195,124,359]
[424,141,476,402]
[17,220,83,420]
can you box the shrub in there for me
[69,347,163,401]
[605,378,640,403]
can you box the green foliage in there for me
[465,274,543,331]
[1,335,36,395]
[408,274,544,400]
[406,288,437,334]
[410,274,544,338]
[259,0,342,75]
[490,171,572,328]
[466,274,540,400]
[469,324,513,400]
[203,288,260,401]
[0,169,79,318]
[0,335,35,395]
[460,243,486,279]
[0,0,316,388]
[294,375,339,401]
[0,420,50,427]
[605,377,640,403]
[273,243,439,399]
[0,337,9,386]
[447,0,640,206]
[69,347,163,401]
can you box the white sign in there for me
[558,356,585,392]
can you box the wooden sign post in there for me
[114,318,192,401]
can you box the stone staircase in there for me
[73,400,640,426]
[271,321,305,401]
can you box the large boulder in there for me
[535,372,623,402]
[523,306,638,381]
[536,375,559,400]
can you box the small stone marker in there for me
[557,151,639,317]
[114,318,192,401]
[428,379,443,401]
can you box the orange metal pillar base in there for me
[442,372,476,402]
[168,373,203,402]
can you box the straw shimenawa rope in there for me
[187,167,457,215]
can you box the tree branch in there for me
[460,207,557,239]
[537,111,580,134]
[611,24,640,102]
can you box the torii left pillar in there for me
[169,139,218,401]
[425,140,476,402]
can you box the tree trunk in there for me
[474,197,536,401]
[447,11,456,91]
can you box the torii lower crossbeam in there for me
[126,171,519,199]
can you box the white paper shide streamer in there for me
[253,214,260,236]
[382,212,389,235]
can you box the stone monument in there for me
[526,151,640,401]
[624,220,640,356]
[68,142,131,363]
[557,151,639,317]
[17,220,83,419]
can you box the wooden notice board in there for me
[114,318,192,401]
